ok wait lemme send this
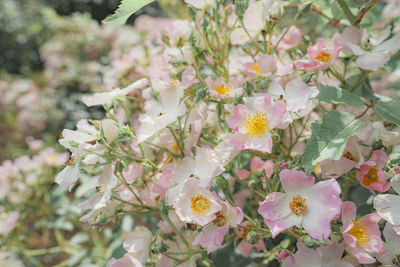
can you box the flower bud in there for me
[246,230,259,244]
[151,242,169,254]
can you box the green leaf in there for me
[103,0,156,24]
[316,85,364,107]
[374,100,400,126]
[302,110,365,175]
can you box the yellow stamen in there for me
[48,155,56,164]
[242,111,270,137]
[362,166,379,186]
[342,151,354,161]
[190,194,210,214]
[252,63,260,74]
[170,142,180,153]
[289,195,308,216]
[348,219,371,247]
[215,83,233,95]
[169,78,180,86]
[315,52,331,62]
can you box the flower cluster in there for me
[6,0,400,266]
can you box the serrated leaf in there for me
[103,0,156,24]
[316,85,364,107]
[374,100,400,126]
[302,110,365,175]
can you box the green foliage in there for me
[103,0,156,24]
[374,100,400,126]
[302,110,365,174]
[316,85,364,107]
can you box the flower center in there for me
[67,157,75,166]
[252,63,260,74]
[315,52,331,63]
[95,185,107,196]
[190,194,211,214]
[241,223,254,239]
[169,78,180,86]
[242,111,270,137]
[170,142,180,153]
[348,219,371,247]
[342,151,354,161]
[362,166,378,186]
[289,195,308,216]
[48,155,56,164]
[212,211,226,226]
[215,83,233,95]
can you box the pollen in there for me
[169,78,180,86]
[170,142,180,153]
[348,219,371,247]
[212,211,226,226]
[252,63,260,74]
[289,195,308,216]
[342,151,355,161]
[215,83,233,95]
[315,52,331,63]
[242,111,270,137]
[362,166,378,186]
[190,194,211,214]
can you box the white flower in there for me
[122,226,153,264]
[79,164,118,222]
[174,178,221,226]
[267,78,318,125]
[82,78,148,107]
[342,26,400,71]
[377,222,400,266]
[374,174,400,234]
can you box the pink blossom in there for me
[205,77,242,99]
[258,169,341,240]
[235,156,274,180]
[227,94,286,153]
[234,221,265,256]
[174,178,222,226]
[356,150,391,192]
[273,26,302,51]
[374,174,400,235]
[320,136,364,178]
[294,39,342,71]
[283,241,354,267]
[341,201,385,264]
[245,54,278,76]
[193,198,243,253]
[106,254,142,267]
[0,208,19,235]
[121,226,153,264]
[341,26,400,71]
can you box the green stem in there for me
[335,0,356,25]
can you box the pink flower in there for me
[174,178,222,226]
[374,174,400,234]
[320,136,364,179]
[258,169,341,240]
[122,226,153,264]
[341,201,386,264]
[245,54,278,76]
[0,208,19,235]
[235,156,274,180]
[356,150,391,192]
[193,197,243,253]
[205,77,242,100]
[273,26,302,51]
[106,254,142,267]
[227,94,286,153]
[341,26,400,71]
[234,221,265,256]
[278,250,290,261]
[185,0,215,9]
[283,241,354,267]
[294,39,342,71]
